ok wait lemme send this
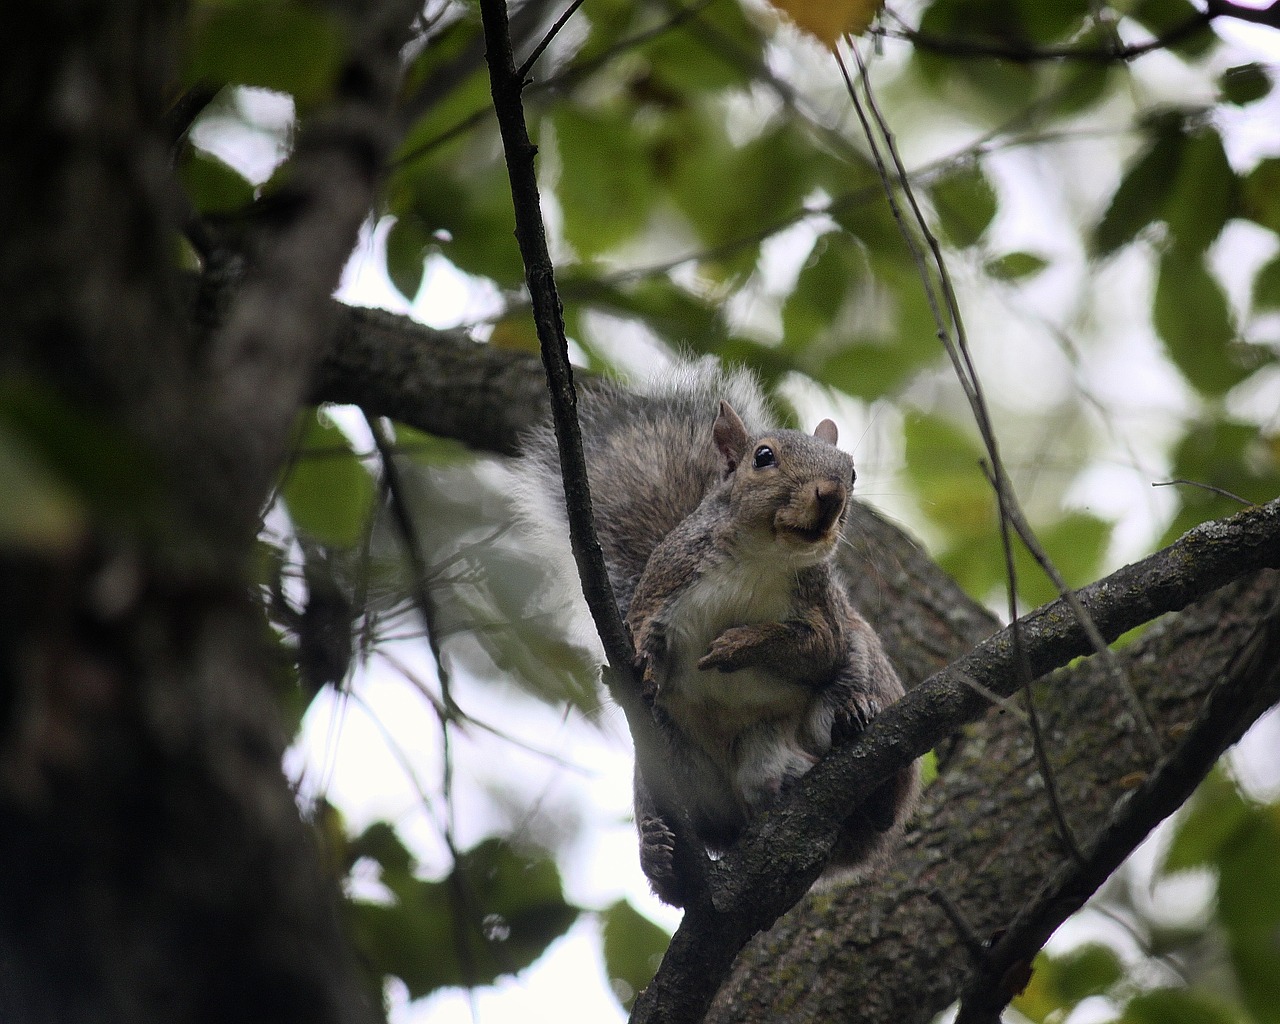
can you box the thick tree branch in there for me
[712,569,1280,1023]
[196,0,420,548]
[955,585,1280,1023]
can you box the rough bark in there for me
[0,2,417,1022]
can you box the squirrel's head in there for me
[713,400,855,564]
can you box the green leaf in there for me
[639,0,763,95]
[601,900,670,1009]
[1042,44,1115,117]
[1252,253,1280,312]
[666,115,811,269]
[985,251,1049,281]
[1242,158,1280,234]
[781,232,866,351]
[1053,943,1124,1002]
[185,1,345,105]
[181,148,255,216]
[1092,113,1186,258]
[1164,128,1237,253]
[1011,0,1091,43]
[1015,943,1124,1021]
[561,273,728,349]
[903,413,990,537]
[1152,246,1246,397]
[1220,62,1272,106]
[1162,769,1249,873]
[1126,0,1216,59]
[1158,420,1280,546]
[1221,817,1280,1007]
[1118,989,1242,1024]
[350,837,578,1000]
[913,0,1039,109]
[814,261,942,399]
[384,215,430,302]
[552,106,653,258]
[397,164,526,287]
[930,163,998,248]
[280,410,376,548]
[1015,513,1111,609]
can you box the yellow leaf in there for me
[488,314,541,353]
[765,0,882,48]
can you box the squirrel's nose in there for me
[813,479,847,528]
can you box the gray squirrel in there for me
[512,363,916,906]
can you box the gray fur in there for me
[510,362,916,905]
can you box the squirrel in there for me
[512,362,917,906]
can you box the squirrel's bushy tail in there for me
[509,360,775,630]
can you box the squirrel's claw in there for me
[638,815,684,906]
[831,691,882,746]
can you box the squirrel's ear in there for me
[814,419,838,446]
[713,400,749,473]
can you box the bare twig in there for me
[477,0,712,912]
[517,0,587,79]
[991,479,1086,866]
[1153,478,1253,506]
[838,43,1160,759]
[367,414,459,717]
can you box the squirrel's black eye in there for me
[752,445,776,469]
[850,467,857,486]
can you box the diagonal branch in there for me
[955,587,1280,1023]
[631,499,1280,1024]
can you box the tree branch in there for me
[196,0,421,547]
[956,586,1280,1022]
[878,6,1213,63]
[710,569,1280,1023]
[631,501,1280,1023]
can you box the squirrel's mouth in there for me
[777,520,839,549]
[786,524,832,545]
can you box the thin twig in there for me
[1153,479,1253,506]
[983,458,1162,757]
[990,473,1086,865]
[477,0,712,911]
[366,413,458,716]
[517,0,587,80]
[839,42,1160,759]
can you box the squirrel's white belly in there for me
[656,558,824,813]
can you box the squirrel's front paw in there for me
[698,625,764,672]
[638,815,684,906]
[831,692,883,746]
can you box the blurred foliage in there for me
[161,0,1280,1015]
